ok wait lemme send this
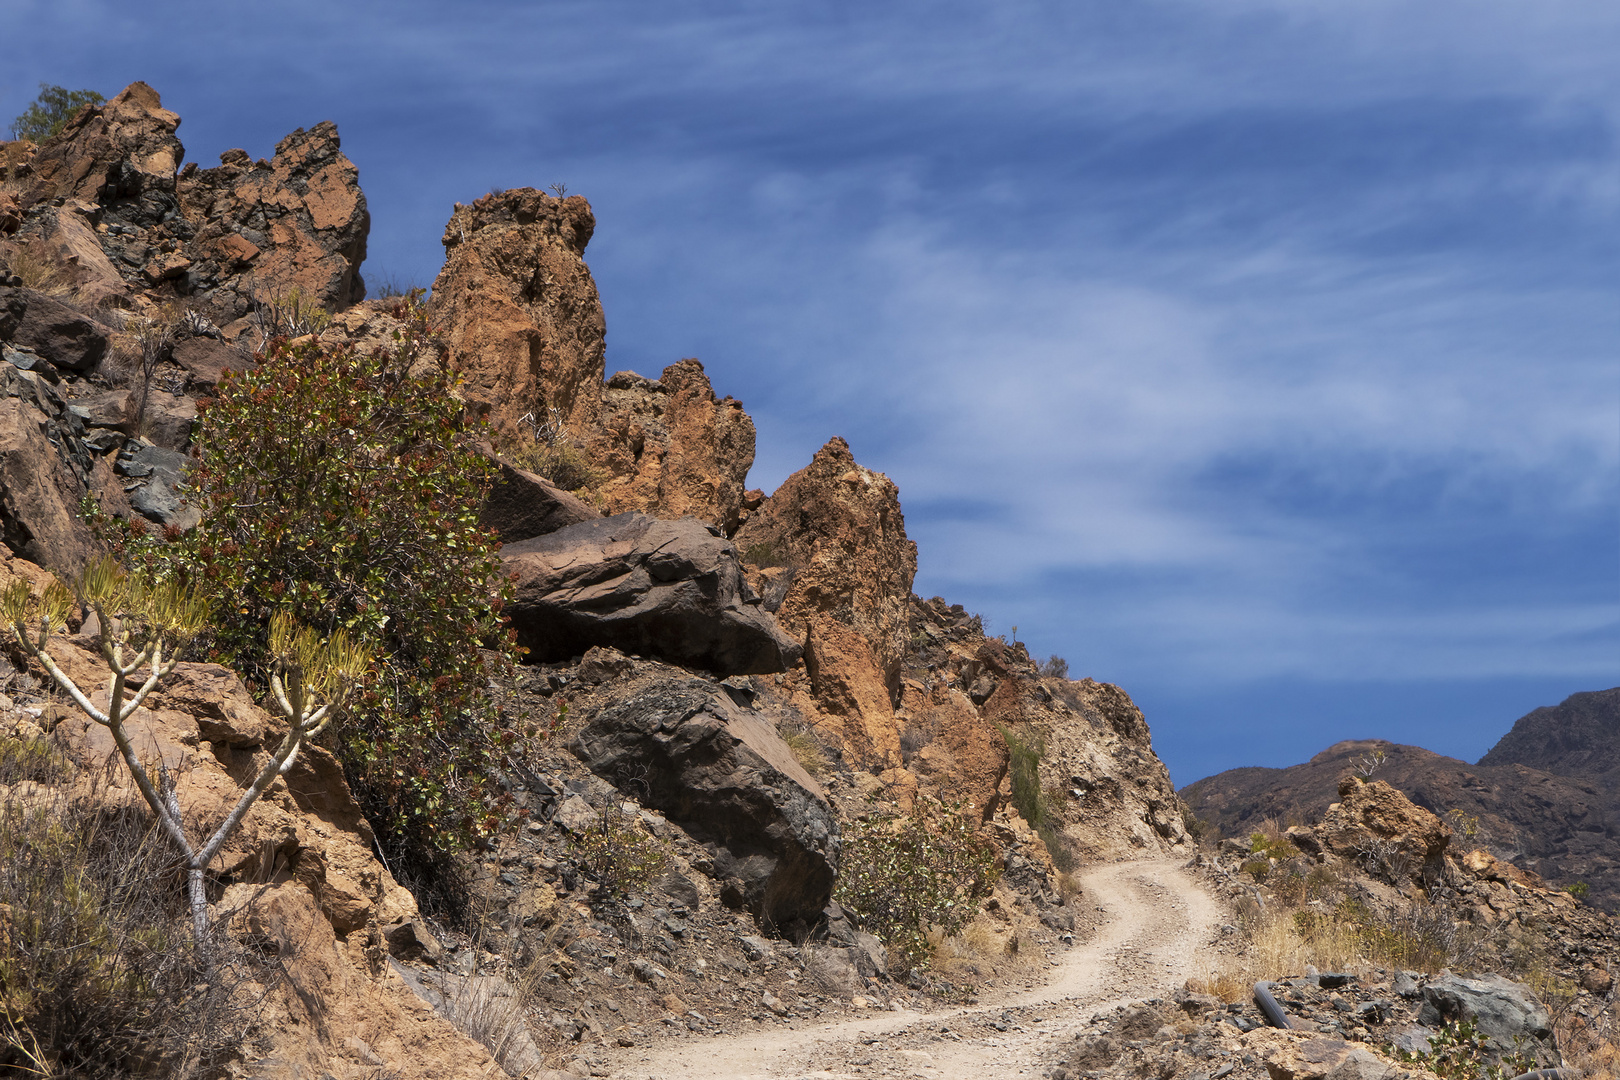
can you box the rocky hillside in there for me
[0,82,1190,1077]
[1183,715,1620,912]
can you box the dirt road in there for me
[603,859,1226,1080]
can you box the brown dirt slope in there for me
[1181,738,1620,911]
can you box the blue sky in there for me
[9,0,1617,784]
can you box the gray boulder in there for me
[115,439,198,529]
[1419,973,1552,1051]
[0,287,109,371]
[503,512,800,674]
[572,675,837,928]
[480,458,600,544]
[0,362,97,571]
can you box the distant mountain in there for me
[1478,688,1620,780]
[1180,728,1620,913]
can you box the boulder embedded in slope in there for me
[1419,973,1553,1052]
[480,458,600,544]
[502,512,800,675]
[571,673,837,927]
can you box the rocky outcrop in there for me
[428,188,605,437]
[1181,737,1620,911]
[503,512,800,674]
[571,663,837,927]
[1,549,500,1077]
[733,437,918,776]
[589,361,758,535]
[174,122,369,333]
[12,81,368,330]
[480,456,601,544]
[1316,776,1453,884]
[1419,973,1553,1052]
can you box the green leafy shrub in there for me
[1249,830,1300,861]
[8,83,105,143]
[1565,881,1590,901]
[1394,1018,1537,1080]
[110,304,520,907]
[834,795,1001,971]
[567,804,669,899]
[997,723,1076,871]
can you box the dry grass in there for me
[928,889,1048,984]
[778,719,828,777]
[6,241,71,295]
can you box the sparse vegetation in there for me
[8,83,105,143]
[0,739,271,1078]
[1352,749,1387,778]
[998,722,1077,872]
[835,795,1001,971]
[777,718,828,777]
[7,240,70,295]
[1038,654,1069,679]
[509,405,604,494]
[248,284,330,349]
[1395,1018,1537,1080]
[567,803,670,899]
[2,557,368,942]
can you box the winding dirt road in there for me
[604,859,1225,1080]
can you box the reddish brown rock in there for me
[13,82,368,334]
[732,438,918,774]
[428,188,605,438]
[1317,776,1452,882]
[175,122,369,332]
[22,82,183,216]
[590,361,757,535]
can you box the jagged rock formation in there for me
[8,81,368,327]
[1182,736,1620,911]
[589,361,758,536]
[734,437,919,784]
[428,188,605,437]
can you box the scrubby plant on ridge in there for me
[105,297,524,910]
[2,557,368,943]
[8,82,104,143]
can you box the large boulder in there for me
[1419,973,1554,1053]
[480,457,600,544]
[0,286,110,371]
[428,188,605,438]
[572,672,837,927]
[503,512,799,674]
[22,82,183,221]
[1316,776,1452,883]
[589,361,758,536]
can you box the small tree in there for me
[2,557,368,943]
[8,83,105,143]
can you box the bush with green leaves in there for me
[834,795,1001,971]
[567,804,670,900]
[8,83,105,143]
[997,722,1076,872]
[111,303,521,899]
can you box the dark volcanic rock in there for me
[571,671,837,926]
[502,512,800,675]
[480,458,600,544]
[0,362,97,571]
[0,287,110,371]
